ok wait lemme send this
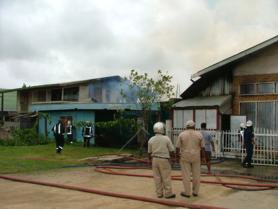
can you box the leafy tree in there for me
[122,69,175,153]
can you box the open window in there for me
[63,87,79,101]
[33,90,46,102]
[51,89,62,101]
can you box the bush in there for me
[95,118,138,147]
[0,128,50,146]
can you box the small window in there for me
[33,90,46,102]
[89,83,102,102]
[240,102,256,124]
[64,87,79,101]
[51,89,62,101]
[240,83,256,95]
[258,83,275,94]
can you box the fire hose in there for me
[0,174,228,209]
[0,155,277,209]
[94,166,278,191]
[93,155,278,191]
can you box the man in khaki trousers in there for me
[176,120,205,198]
[148,122,176,199]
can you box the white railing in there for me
[171,128,278,166]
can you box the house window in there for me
[240,102,256,124]
[240,83,256,95]
[89,83,102,102]
[257,102,274,129]
[240,101,276,130]
[173,110,193,129]
[63,87,79,101]
[258,83,275,94]
[105,87,111,103]
[33,90,46,102]
[195,109,217,129]
[51,89,62,101]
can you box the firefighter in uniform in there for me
[148,122,176,199]
[66,120,74,144]
[52,120,65,153]
[176,120,205,198]
[242,120,255,168]
[82,121,94,147]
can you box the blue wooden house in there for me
[16,75,156,144]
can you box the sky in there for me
[0,0,278,95]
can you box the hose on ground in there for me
[93,155,278,191]
[0,174,228,209]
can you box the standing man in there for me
[242,120,255,168]
[52,120,65,154]
[82,121,94,147]
[148,122,176,199]
[176,120,205,198]
[200,122,215,174]
[66,120,74,144]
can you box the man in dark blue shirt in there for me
[242,120,255,168]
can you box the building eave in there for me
[191,35,278,79]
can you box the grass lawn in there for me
[0,143,135,174]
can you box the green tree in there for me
[122,69,175,153]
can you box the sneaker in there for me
[165,194,176,199]
[193,193,198,197]
[180,192,190,198]
[157,195,163,198]
[247,164,254,168]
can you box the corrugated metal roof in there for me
[191,35,278,79]
[173,95,232,111]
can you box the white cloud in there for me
[0,0,277,93]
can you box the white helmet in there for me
[240,122,246,129]
[153,122,165,134]
[246,120,253,127]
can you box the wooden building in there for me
[173,35,278,130]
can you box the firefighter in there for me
[82,121,94,147]
[148,122,176,199]
[66,120,74,144]
[242,120,255,168]
[52,120,65,154]
[176,120,205,198]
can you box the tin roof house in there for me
[173,35,278,131]
[12,75,157,143]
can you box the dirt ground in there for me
[1,161,278,209]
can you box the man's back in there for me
[200,130,212,152]
[148,134,174,159]
[176,130,203,162]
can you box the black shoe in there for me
[180,192,190,198]
[193,193,198,197]
[247,164,254,168]
[165,194,176,199]
[157,195,163,198]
